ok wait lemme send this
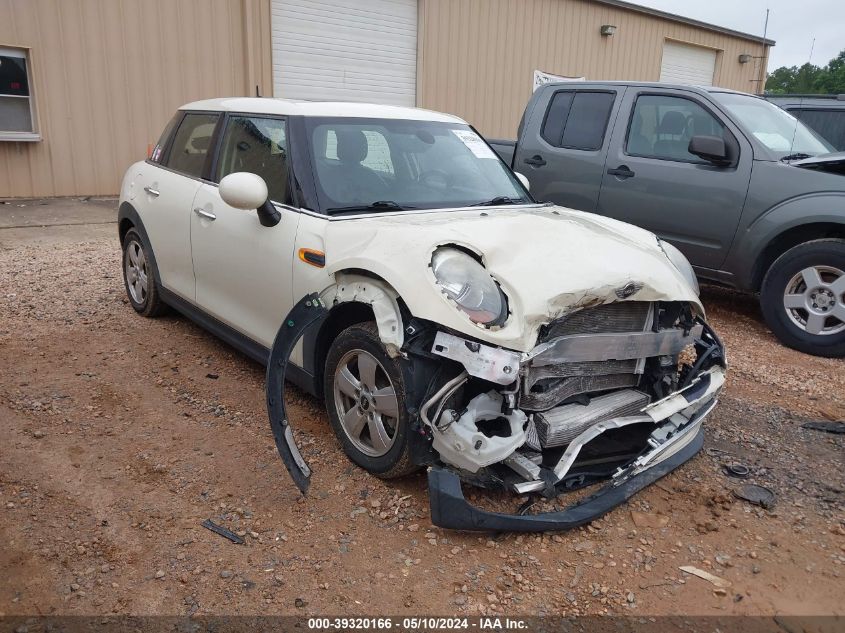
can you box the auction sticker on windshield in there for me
[452,129,497,159]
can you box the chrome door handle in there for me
[193,207,216,221]
[143,186,160,197]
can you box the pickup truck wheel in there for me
[761,239,845,357]
[122,229,167,317]
[323,323,418,478]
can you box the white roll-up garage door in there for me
[271,0,417,106]
[659,41,717,86]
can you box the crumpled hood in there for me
[324,204,702,352]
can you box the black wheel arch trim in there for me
[266,293,330,494]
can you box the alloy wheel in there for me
[782,265,845,336]
[125,240,149,305]
[332,349,400,457]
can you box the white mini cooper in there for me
[119,98,726,531]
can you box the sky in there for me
[630,0,844,70]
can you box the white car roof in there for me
[179,97,467,124]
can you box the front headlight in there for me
[660,240,700,295]
[431,248,507,325]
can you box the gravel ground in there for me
[0,201,843,617]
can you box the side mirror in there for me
[219,172,269,209]
[219,172,280,227]
[515,172,530,191]
[688,135,729,164]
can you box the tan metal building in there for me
[0,0,773,198]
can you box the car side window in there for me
[163,113,220,178]
[627,95,726,162]
[541,91,615,150]
[150,114,180,164]
[215,116,290,205]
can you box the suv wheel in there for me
[323,323,418,478]
[122,228,167,317]
[760,239,845,357]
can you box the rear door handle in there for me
[607,165,635,179]
[193,207,216,221]
[523,154,546,167]
[143,186,160,197]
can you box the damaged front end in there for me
[268,294,725,532]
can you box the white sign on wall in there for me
[532,70,585,92]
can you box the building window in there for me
[0,46,38,141]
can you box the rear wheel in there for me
[760,239,845,357]
[323,323,417,478]
[122,228,167,317]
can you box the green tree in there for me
[814,50,845,94]
[766,50,845,94]
[765,62,824,94]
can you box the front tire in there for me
[760,239,845,357]
[323,323,418,478]
[122,228,167,317]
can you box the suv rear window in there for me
[790,109,845,151]
[541,91,615,151]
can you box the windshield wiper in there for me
[326,201,416,215]
[469,196,522,207]
[780,152,813,162]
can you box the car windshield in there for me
[305,117,532,214]
[712,92,834,157]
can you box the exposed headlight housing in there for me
[431,247,507,326]
[660,240,700,295]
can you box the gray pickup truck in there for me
[491,82,845,357]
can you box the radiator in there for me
[533,389,651,448]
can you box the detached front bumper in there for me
[429,427,704,532]
[428,360,724,531]
[428,396,715,532]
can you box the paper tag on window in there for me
[452,129,497,159]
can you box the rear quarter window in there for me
[540,90,615,151]
[163,112,220,178]
[150,114,180,164]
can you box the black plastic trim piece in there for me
[428,428,704,532]
[266,293,330,494]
